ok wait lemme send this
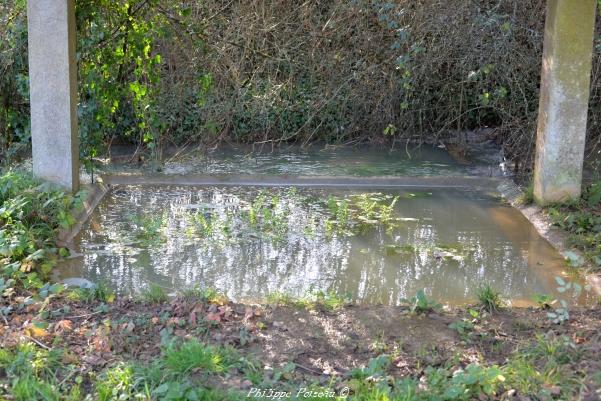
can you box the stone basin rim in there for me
[58,172,503,253]
[57,173,601,303]
[101,173,503,189]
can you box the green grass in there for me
[139,283,169,304]
[164,339,238,375]
[95,341,242,400]
[179,286,229,304]
[266,291,311,309]
[266,289,350,311]
[0,314,595,401]
[504,334,581,399]
[546,181,601,269]
[0,343,83,401]
[476,283,504,312]
[531,293,553,309]
[519,181,535,205]
[96,364,138,401]
[66,281,115,303]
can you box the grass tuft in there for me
[139,284,169,304]
[164,339,237,375]
[476,283,504,313]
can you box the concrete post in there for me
[27,0,79,192]
[533,0,596,205]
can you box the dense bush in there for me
[1,1,600,174]
[0,0,30,162]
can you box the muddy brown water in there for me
[56,180,592,306]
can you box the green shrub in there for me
[0,170,82,283]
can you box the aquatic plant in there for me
[128,213,167,246]
[190,211,215,237]
[383,244,416,256]
[324,192,403,236]
[243,191,291,241]
[325,196,351,235]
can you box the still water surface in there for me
[57,184,588,306]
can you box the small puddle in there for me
[56,183,592,306]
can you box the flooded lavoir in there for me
[106,144,471,177]
[57,183,591,306]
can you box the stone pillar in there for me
[533,0,597,205]
[27,0,79,192]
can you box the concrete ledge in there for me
[498,179,601,296]
[57,179,110,247]
[102,173,502,191]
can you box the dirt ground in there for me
[2,294,600,396]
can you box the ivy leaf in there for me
[564,251,583,267]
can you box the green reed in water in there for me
[325,192,401,235]
[128,213,167,246]
[181,189,416,245]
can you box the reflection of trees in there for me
[71,186,569,304]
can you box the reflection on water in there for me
[57,185,590,306]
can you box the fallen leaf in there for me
[218,305,232,320]
[62,352,79,364]
[122,322,135,333]
[206,312,221,323]
[24,325,48,338]
[82,354,107,367]
[189,311,197,327]
[54,320,73,333]
[175,329,187,337]
[91,335,111,353]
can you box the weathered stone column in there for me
[533,0,597,205]
[27,0,79,192]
